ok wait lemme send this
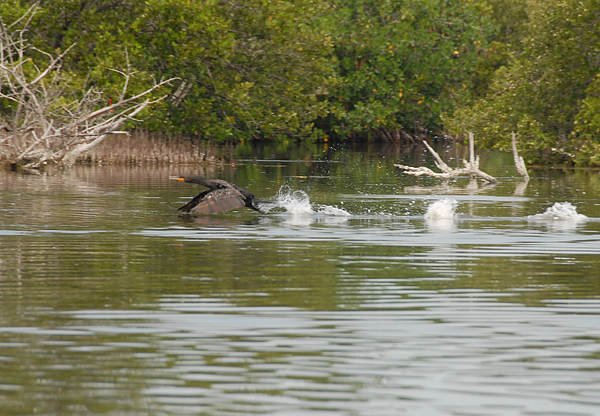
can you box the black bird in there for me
[170,175,275,214]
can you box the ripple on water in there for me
[2,167,600,416]
[49,293,600,416]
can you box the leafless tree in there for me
[395,133,500,184]
[395,132,530,186]
[511,132,529,180]
[0,3,177,170]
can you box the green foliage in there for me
[0,1,162,117]
[0,1,30,22]
[468,0,528,99]
[1,0,499,143]
[322,0,496,139]
[578,76,600,136]
[447,0,600,165]
[9,0,600,165]
[127,0,238,137]
[196,0,335,141]
[483,0,528,48]
[1,0,335,142]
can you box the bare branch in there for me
[71,77,178,129]
[0,6,177,169]
[61,101,154,166]
[422,140,452,173]
[395,135,500,184]
[5,2,39,31]
[16,129,44,159]
[511,132,530,179]
[27,43,76,87]
[469,132,475,165]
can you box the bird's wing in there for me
[177,189,211,212]
[231,183,255,199]
[191,189,246,214]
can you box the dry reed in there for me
[75,131,236,166]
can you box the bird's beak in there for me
[169,176,185,182]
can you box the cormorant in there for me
[169,175,275,214]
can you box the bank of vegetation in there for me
[0,0,599,168]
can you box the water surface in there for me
[1,146,600,415]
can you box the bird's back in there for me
[172,174,270,214]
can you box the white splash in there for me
[275,187,314,215]
[317,205,351,217]
[258,186,352,227]
[261,186,350,217]
[424,198,458,220]
[527,202,587,222]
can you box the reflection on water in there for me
[1,151,600,415]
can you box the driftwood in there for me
[395,133,500,183]
[0,4,177,170]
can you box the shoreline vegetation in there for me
[3,131,599,175]
[0,131,240,169]
[74,132,235,167]
[1,1,599,170]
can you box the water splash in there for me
[260,186,350,217]
[424,199,458,220]
[274,186,314,215]
[317,205,351,217]
[527,202,587,222]
[257,186,312,214]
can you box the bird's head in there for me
[169,175,207,185]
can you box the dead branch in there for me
[70,77,175,130]
[60,99,155,166]
[0,5,178,170]
[511,132,529,180]
[395,133,500,184]
[28,43,76,87]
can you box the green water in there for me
[1,145,600,415]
